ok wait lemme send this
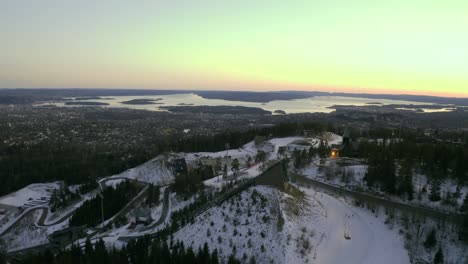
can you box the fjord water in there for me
[51,93,434,114]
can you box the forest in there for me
[16,237,245,264]
[359,140,468,191]
[69,182,141,227]
[173,162,215,196]
[0,121,324,197]
[1,120,467,202]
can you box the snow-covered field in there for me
[109,154,175,185]
[0,182,61,209]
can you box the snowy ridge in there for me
[110,154,175,185]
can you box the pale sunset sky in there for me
[1,1,467,97]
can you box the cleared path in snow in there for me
[313,192,410,264]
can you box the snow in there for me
[301,158,468,213]
[203,163,263,188]
[102,179,125,188]
[44,218,69,235]
[44,189,98,224]
[314,193,409,264]
[0,182,61,209]
[268,137,304,155]
[171,183,413,264]
[172,186,285,264]
[185,136,305,165]
[321,132,343,146]
[3,133,466,262]
[184,142,257,163]
[203,176,226,188]
[3,210,49,252]
[109,154,175,185]
[282,185,410,264]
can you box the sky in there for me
[1,0,468,97]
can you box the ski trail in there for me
[314,193,372,264]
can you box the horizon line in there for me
[1,87,468,99]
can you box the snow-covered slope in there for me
[109,154,175,185]
[171,183,411,264]
[0,182,61,209]
[282,186,410,264]
[172,186,285,264]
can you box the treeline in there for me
[461,195,468,241]
[353,139,468,210]
[70,181,141,227]
[173,165,214,196]
[0,143,151,196]
[50,182,99,212]
[19,238,244,264]
[170,191,217,228]
[290,140,331,169]
[0,121,325,197]
[146,184,161,206]
[357,140,468,185]
[50,188,80,212]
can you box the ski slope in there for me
[289,187,410,264]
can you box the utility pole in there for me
[98,184,104,229]
[225,143,230,157]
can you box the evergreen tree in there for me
[434,247,444,264]
[84,238,94,263]
[223,164,228,179]
[255,150,267,163]
[424,229,437,249]
[462,212,468,241]
[308,146,316,159]
[246,156,252,167]
[146,184,160,206]
[398,158,414,200]
[94,239,109,264]
[0,251,6,264]
[211,249,220,264]
[231,158,240,177]
[461,193,468,212]
[429,180,442,202]
[227,254,241,264]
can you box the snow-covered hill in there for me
[171,183,413,264]
[109,154,176,185]
[283,186,410,264]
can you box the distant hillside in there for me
[1,88,467,105]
